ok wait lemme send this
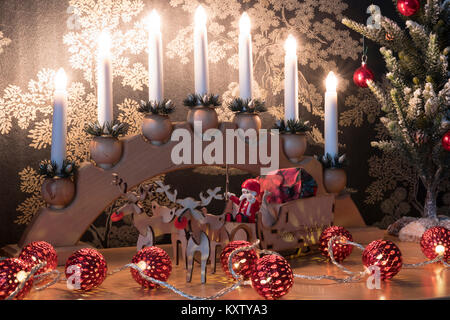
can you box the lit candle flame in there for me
[435,245,445,255]
[326,71,337,92]
[99,30,112,53]
[149,9,161,33]
[195,5,207,29]
[284,34,297,56]
[54,68,68,92]
[240,12,251,35]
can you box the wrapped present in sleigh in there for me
[222,167,334,255]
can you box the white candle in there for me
[324,71,338,158]
[239,12,253,100]
[194,5,209,95]
[148,10,163,102]
[51,68,68,173]
[284,34,299,122]
[97,31,113,126]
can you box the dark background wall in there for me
[0,0,447,247]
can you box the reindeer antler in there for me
[199,187,223,206]
[155,181,178,203]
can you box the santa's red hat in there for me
[242,179,260,195]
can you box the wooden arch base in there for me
[2,122,364,264]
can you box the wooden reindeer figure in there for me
[155,182,223,283]
[111,174,176,251]
[201,208,229,273]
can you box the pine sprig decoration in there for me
[316,153,348,169]
[138,100,175,115]
[228,98,267,114]
[85,120,129,138]
[183,93,221,109]
[39,159,77,179]
[273,119,311,134]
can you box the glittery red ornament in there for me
[131,246,172,289]
[362,240,402,281]
[65,248,107,291]
[251,255,293,300]
[220,240,259,280]
[0,258,34,300]
[19,241,58,276]
[420,226,450,262]
[397,0,420,16]
[442,131,450,151]
[353,63,374,88]
[319,226,353,262]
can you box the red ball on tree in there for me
[442,131,450,151]
[65,248,107,291]
[362,240,402,280]
[0,258,34,300]
[420,226,450,262]
[131,246,172,289]
[397,0,420,17]
[353,63,374,88]
[251,254,293,300]
[19,241,58,276]
[319,226,353,262]
[220,240,258,280]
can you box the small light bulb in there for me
[149,10,161,33]
[54,68,68,92]
[137,261,147,271]
[284,34,297,56]
[435,245,445,255]
[326,71,338,92]
[240,12,251,35]
[195,5,207,29]
[16,270,28,283]
[376,254,383,260]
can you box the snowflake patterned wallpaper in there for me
[0,0,448,247]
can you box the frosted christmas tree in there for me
[342,0,450,235]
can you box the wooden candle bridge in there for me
[1,122,365,264]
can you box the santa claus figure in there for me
[225,179,261,223]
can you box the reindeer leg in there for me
[200,233,210,284]
[186,241,194,283]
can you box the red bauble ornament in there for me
[319,226,353,262]
[397,0,420,16]
[442,131,450,151]
[19,241,58,276]
[251,255,293,300]
[362,240,402,280]
[0,258,34,300]
[131,246,172,289]
[174,216,188,230]
[420,226,450,262]
[220,240,259,280]
[65,248,107,291]
[353,63,374,88]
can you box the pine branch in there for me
[406,20,430,52]
[342,18,391,48]
[380,17,412,52]
[367,80,392,112]
[423,0,441,26]
[380,47,407,89]
[425,33,445,84]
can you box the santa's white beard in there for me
[240,193,256,204]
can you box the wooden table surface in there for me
[27,228,450,300]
